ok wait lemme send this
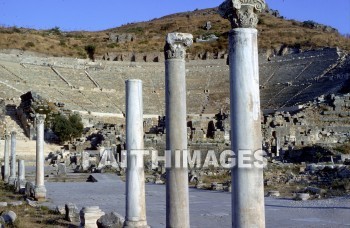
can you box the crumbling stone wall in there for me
[262,94,350,157]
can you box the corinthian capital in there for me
[36,114,46,125]
[164,33,193,60]
[218,0,266,29]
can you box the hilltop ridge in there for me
[0,7,349,59]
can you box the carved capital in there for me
[4,134,9,140]
[218,0,266,29]
[36,114,46,125]
[164,33,193,60]
[11,131,16,137]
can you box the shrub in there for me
[25,42,35,48]
[59,39,66,46]
[84,44,96,61]
[49,26,62,36]
[52,113,84,143]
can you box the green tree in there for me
[69,114,84,139]
[52,113,84,143]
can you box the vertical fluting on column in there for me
[124,80,148,228]
[164,32,193,228]
[3,133,10,183]
[219,1,266,227]
[34,114,47,201]
[8,131,17,185]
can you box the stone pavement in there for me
[43,174,350,228]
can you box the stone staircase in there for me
[1,104,61,160]
[4,104,27,140]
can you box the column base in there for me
[3,175,10,184]
[15,179,26,193]
[34,186,47,201]
[123,220,149,228]
[8,176,16,186]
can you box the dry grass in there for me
[0,181,68,228]
[0,8,349,58]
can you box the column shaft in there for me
[8,132,17,185]
[34,114,46,200]
[165,37,191,227]
[3,134,10,183]
[229,28,265,227]
[18,159,25,181]
[124,80,148,228]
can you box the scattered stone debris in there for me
[7,201,22,206]
[97,212,125,228]
[0,203,7,207]
[87,175,98,183]
[65,203,80,223]
[0,211,16,225]
[295,193,310,201]
[267,191,280,197]
[55,205,66,215]
[26,199,38,208]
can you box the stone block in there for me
[80,206,105,228]
[7,201,22,206]
[1,211,16,224]
[65,203,80,223]
[57,163,67,176]
[267,191,280,197]
[97,212,125,228]
[25,182,35,198]
[295,193,310,201]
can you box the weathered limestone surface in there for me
[3,134,10,183]
[34,114,47,201]
[165,32,192,228]
[80,206,105,228]
[65,203,80,223]
[219,0,266,227]
[0,47,348,117]
[124,79,148,228]
[15,159,25,193]
[8,131,17,185]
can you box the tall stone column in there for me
[34,114,47,201]
[219,1,266,227]
[124,79,148,228]
[16,159,26,193]
[3,134,10,183]
[8,131,17,185]
[164,32,193,228]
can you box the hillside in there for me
[0,7,349,59]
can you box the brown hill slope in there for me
[0,7,349,58]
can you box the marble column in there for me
[8,131,17,185]
[34,114,47,201]
[16,159,26,193]
[124,79,148,228]
[3,133,10,183]
[164,32,193,228]
[219,1,266,227]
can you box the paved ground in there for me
[42,173,350,228]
